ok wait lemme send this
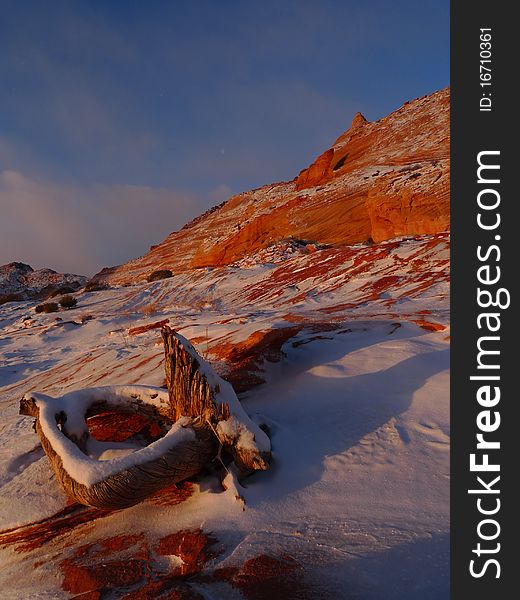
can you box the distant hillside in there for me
[0,262,86,303]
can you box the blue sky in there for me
[0,0,449,275]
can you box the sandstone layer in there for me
[95,88,449,285]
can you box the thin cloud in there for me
[0,170,208,276]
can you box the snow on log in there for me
[18,330,271,509]
[19,386,217,509]
[161,326,272,475]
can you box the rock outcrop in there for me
[94,88,449,286]
[0,262,87,303]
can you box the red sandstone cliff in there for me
[95,88,449,285]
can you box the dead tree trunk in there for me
[161,326,271,475]
[162,326,228,424]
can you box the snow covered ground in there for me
[0,234,449,599]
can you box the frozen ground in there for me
[0,234,449,599]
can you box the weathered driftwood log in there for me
[19,330,270,509]
[162,326,272,475]
[19,387,217,509]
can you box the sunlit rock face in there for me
[94,88,449,286]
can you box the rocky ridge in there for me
[94,87,449,286]
[0,262,86,303]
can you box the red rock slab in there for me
[281,313,308,323]
[155,529,220,576]
[0,486,194,554]
[211,326,303,393]
[0,504,113,553]
[128,319,169,336]
[214,553,312,600]
[60,535,149,596]
[121,581,204,600]
[188,335,209,345]
[223,326,303,363]
[87,411,164,443]
[411,319,447,332]
[59,529,219,599]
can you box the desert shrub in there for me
[59,295,78,309]
[35,302,59,314]
[84,280,109,292]
[139,302,158,316]
[50,285,76,297]
[0,293,23,305]
[147,269,173,283]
